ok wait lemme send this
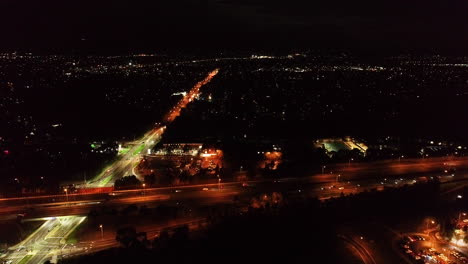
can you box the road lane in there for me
[3,216,86,264]
[86,69,219,187]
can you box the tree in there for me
[121,204,138,215]
[114,175,141,190]
[152,229,170,251]
[179,170,190,183]
[139,205,151,215]
[144,173,156,186]
[116,226,138,248]
[172,225,189,242]
[88,209,99,217]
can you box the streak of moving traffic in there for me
[87,69,219,188]
[2,154,467,263]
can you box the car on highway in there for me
[16,246,25,252]
[450,251,461,260]
[410,235,425,241]
[451,251,468,263]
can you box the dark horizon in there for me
[1,0,467,55]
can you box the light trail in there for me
[86,69,219,187]
[1,216,206,264]
[3,216,86,264]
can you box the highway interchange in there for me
[3,155,468,263]
[1,69,220,264]
[3,68,468,263]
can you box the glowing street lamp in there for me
[64,188,69,203]
[426,219,436,232]
[99,224,104,240]
[348,158,354,166]
[322,165,326,174]
[459,212,467,223]
[142,183,146,196]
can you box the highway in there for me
[0,175,432,219]
[1,216,205,264]
[4,216,86,264]
[312,155,464,184]
[338,234,376,264]
[3,155,468,217]
[72,217,207,257]
[87,69,219,187]
[2,155,468,263]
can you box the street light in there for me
[348,158,353,166]
[398,155,404,163]
[99,224,104,240]
[336,174,341,183]
[458,212,467,223]
[426,219,436,232]
[142,183,146,196]
[322,165,326,174]
[64,188,69,203]
[218,178,221,190]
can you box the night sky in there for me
[1,0,467,53]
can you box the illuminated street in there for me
[2,155,468,217]
[2,216,85,264]
[2,156,468,263]
[86,69,219,188]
